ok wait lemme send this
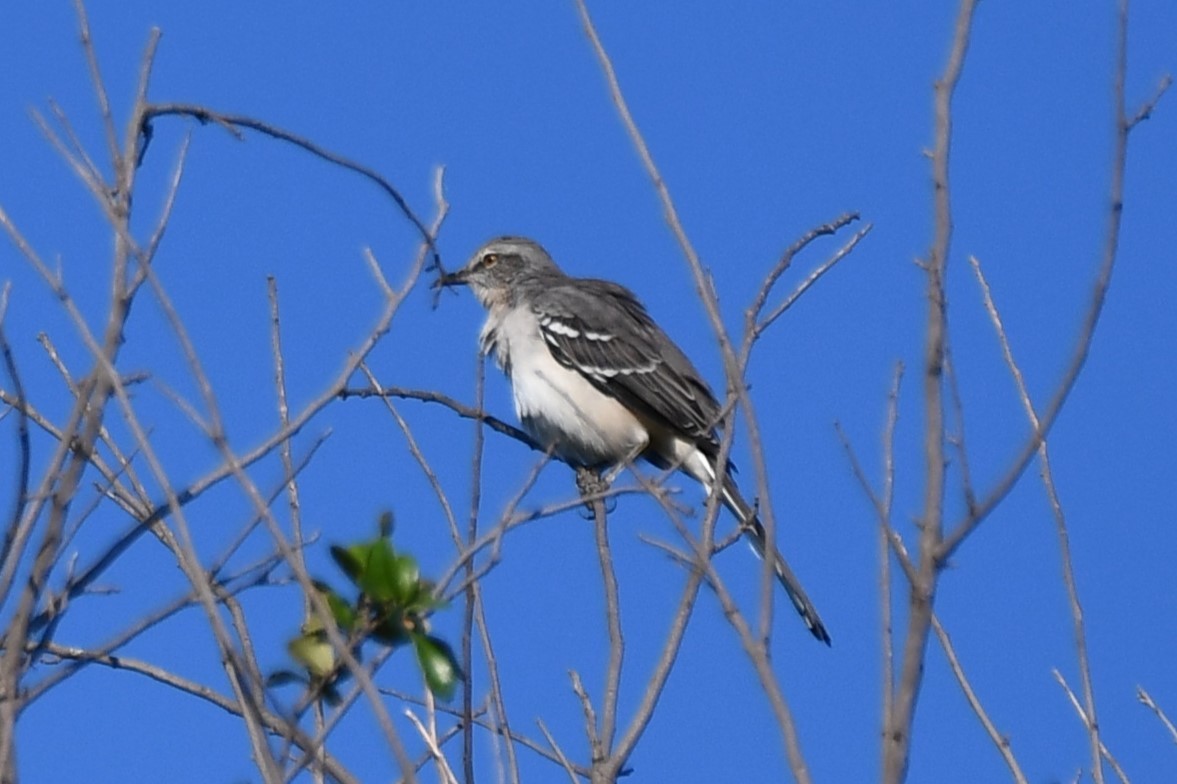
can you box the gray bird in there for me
[439,236,829,644]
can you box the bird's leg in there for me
[601,463,624,487]
[602,441,647,487]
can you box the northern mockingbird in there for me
[439,236,829,644]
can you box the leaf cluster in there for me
[271,512,462,703]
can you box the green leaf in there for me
[330,545,364,585]
[324,590,358,632]
[407,580,447,612]
[412,633,463,700]
[288,630,335,679]
[390,554,420,604]
[397,576,442,612]
[307,581,358,632]
[357,538,398,602]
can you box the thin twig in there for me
[698,539,814,784]
[968,253,1104,781]
[267,277,309,604]
[27,545,290,704]
[1136,687,1177,745]
[942,341,978,519]
[341,385,541,452]
[462,358,485,784]
[0,285,31,570]
[435,469,651,599]
[463,357,523,784]
[381,687,590,779]
[39,643,356,784]
[581,469,624,775]
[46,98,105,187]
[746,212,859,327]
[142,103,437,261]
[404,709,460,784]
[931,616,1027,784]
[140,132,191,269]
[754,222,873,339]
[71,0,120,171]
[612,572,702,761]
[537,719,582,784]
[1052,670,1130,784]
[880,363,903,736]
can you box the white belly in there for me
[484,307,649,466]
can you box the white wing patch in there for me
[576,363,658,382]
[538,315,580,338]
[538,314,657,383]
[539,315,616,343]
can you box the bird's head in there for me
[437,236,561,308]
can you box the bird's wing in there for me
[528,278,722,445]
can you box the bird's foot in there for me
[575,466,615,518]
[576,465,608,497]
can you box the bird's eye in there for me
[482,253,499,268]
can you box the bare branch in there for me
[968,253,1103,780]
[1136,687,1177,746]
[46,98,105,187]
[142,103,437,260]
[537,719,582,784]
[569,670,601,765]
[139,132,191,283]
[268,276,308,598]
[1053,670,1130,784]
[940,0,1172,562]
[462,357,486,784]
[571,0,742,396]
[747,212,859,323]
[880,363,903,736]
[0,285,31,567]
[381,687,590,780]
[883,3,978,781]
[702,547,814,784]
[404,709,460,784]
[71,0,121,171]
[341,384,542,452]
[754,220,873,340]
[931,616,1027,784]
[942,342,978,519]
[0,19,170,772]
[1126,75,1172,130]
[38,643,357,784]
[574,467,624,780]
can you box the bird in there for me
[438,236,829,644]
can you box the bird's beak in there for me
[434,268,469,289]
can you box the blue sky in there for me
[1,2,1175,782]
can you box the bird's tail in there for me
[721,478,831,645]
